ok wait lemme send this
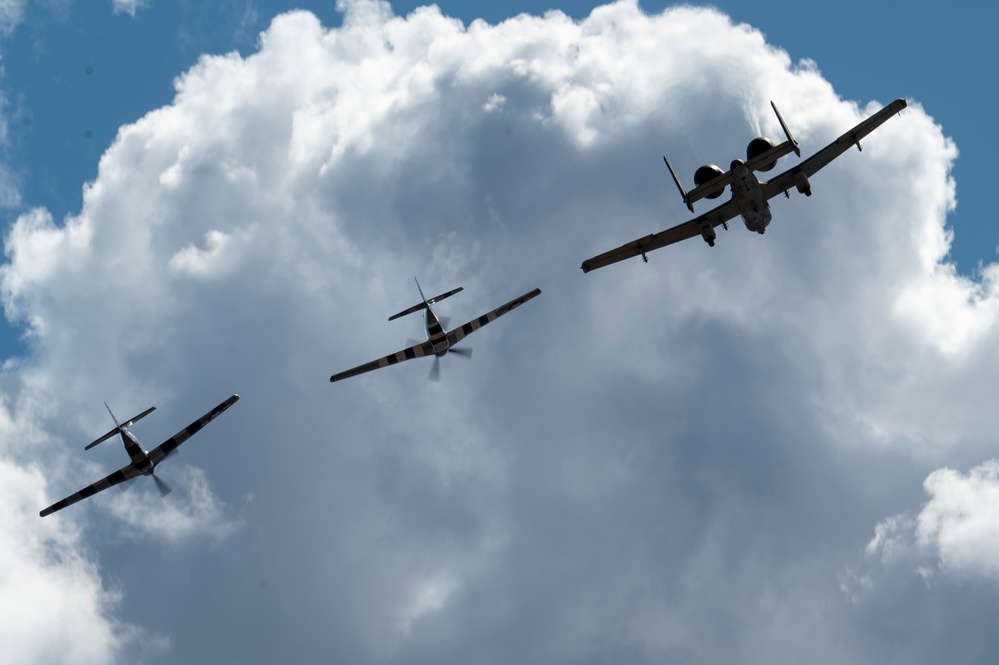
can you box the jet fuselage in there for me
[729,160,772,234]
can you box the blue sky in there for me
[4,1,995,269]
[2,3,999,664]
[2,1,994,362]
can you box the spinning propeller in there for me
[428,345,473,382]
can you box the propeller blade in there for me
[117,477,137,493]
[448,346,473,359]
[428,356,441,382]
[152,473,172,497]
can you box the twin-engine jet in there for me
[330,280,542,383]
[581,97,907,272]
[39,394,240,517]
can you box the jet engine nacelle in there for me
[693,164,725,199]
[747,137,777,171]
[793,170,811,196]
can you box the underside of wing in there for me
[39,463,142,517]
[763,98,907,198]
[145,394,240,465]
[329,340,436,383]
[580,200,739,272]
[445,288,542,346]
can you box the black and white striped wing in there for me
[145,394,240,466]
[330,340,436,383]
[446,288,542,347]
[39,463,143,517]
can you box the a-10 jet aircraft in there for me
[580,97,907,272]
[39,394,240,517]
[330,279,542,383]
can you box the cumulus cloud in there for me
[0,459,138,665]
[3,1,999,663]
[867,460,999,583]
[917,461,999,577]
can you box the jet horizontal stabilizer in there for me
[388,286,463,321]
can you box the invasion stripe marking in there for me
[330,289,540,383]
[40,397,240,516]
[39,461,144,516]
[146,395,239,466]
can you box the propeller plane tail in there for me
[388,279,464,321]
[85,405,157,450]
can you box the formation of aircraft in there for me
[39,394,240,517]
[330,279,542,383]
[580,98,907,272]
[40,94,907,518]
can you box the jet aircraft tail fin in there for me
[742,101,801,175]
[85,405,156,450]
[770,100,800,157]
[663,154,694,213]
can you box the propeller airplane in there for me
[330,279,542,383]
[39,394,240,517]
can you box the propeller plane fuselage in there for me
[423,305,450,356]
[120,428,154,475]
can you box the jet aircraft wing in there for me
[39,463,143,517]
[330,340,436,383]
[445,288,543,346]
[580,200,740,273]
[762,98,907,198]
[145,394,241,466]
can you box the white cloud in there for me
[0,0,23,36]
[2,1,998,662]
[917,461,999,578]
[866,513,917,563]
[169,229,242,278]
[396,570,460,636]
[104,466,244,544]
[111,0,145,17]
[863,459,999,590]
[0,459,135,665]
